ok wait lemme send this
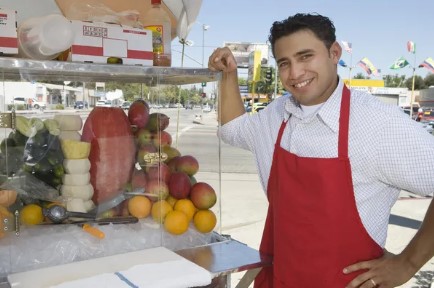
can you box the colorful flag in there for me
[407,41,416,54]
[390,56,410,69]
[419,57,434,73]
[338,59,347,67]
[341,41,352,53]
[358,57,378,75]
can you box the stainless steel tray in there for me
[0,57,220,85]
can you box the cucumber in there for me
[0,138,16,154]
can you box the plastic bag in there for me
[0,115,64,202]
[64,0,143,28]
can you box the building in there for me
[417,87,434,108]
[344,79,410,106]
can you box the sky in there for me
[171,0,434,81]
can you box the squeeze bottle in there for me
[142,0,172,67]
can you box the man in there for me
[208,13,434,288]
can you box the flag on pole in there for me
[390,56,410,69]
[358,57,378,75]
[338,59,347,67]
[419,57,434,73]
[341,41,352,53]
[407,41,416,54]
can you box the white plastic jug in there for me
[17,14,74,60]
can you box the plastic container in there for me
[142,0,172,67]
[17,14,74,60]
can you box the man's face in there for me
[275,29,342,106]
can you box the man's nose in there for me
[288,63,305,79]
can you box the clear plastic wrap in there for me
[63,0,143,28]
[0,219,214,276]
[0,115,64,203]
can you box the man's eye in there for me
[300,54,312,61]
[279,62,288,68]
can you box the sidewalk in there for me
[220,172,434,288]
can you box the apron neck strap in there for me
[276,84,351,158]
[338,85,351,158]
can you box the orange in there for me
[193,209,217,233]
[20,204,44,225]
[166,195,178,208]
[173,198,196,222]
[128,196,152,219]
[164,210,189,235]
[151,200,173,223]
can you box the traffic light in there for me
[265,68,272,84]
[201,92,206,98]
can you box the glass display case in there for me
[0,58,269,288]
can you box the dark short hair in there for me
[268,13,336,56]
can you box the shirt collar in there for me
[284,78,345,133]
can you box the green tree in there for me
[238,78,248,86]
[424,74,434,87]
[353,73,366,79]
[383,74,406,87]
[105,82,149,101]
[405,75,426,90]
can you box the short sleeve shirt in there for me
[219,79,434,246]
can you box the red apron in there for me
[254,86,383,287]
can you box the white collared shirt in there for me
[219,79,434,246]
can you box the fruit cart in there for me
[0,58,270,288]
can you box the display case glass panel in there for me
[0,58,222,280]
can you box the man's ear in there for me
[330,41,342,64]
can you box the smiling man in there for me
[208,13,434,288]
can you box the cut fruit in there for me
[61,139,91,159]
[61,184,94,200]
[63,159,91,174]
[62,173,90,186]
[54,114,83,131]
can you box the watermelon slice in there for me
[81,107,136,204]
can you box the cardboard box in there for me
[70,20,153,66]
[0,9,18,54]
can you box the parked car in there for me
[95,100,107,107]
[420,110,434,123]
[169,103,183,108]
[203,105,212,112]
[120,101,131,110]
[245,105,252,113]
[12,97,46,110]
[402,105,422,121]
[74,100,88,109]
[249,102,268,114]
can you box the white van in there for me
[13,97,46,109]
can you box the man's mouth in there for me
[292,78,313,88]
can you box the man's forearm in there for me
[400,198,434,273]
[219,70,246,125]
